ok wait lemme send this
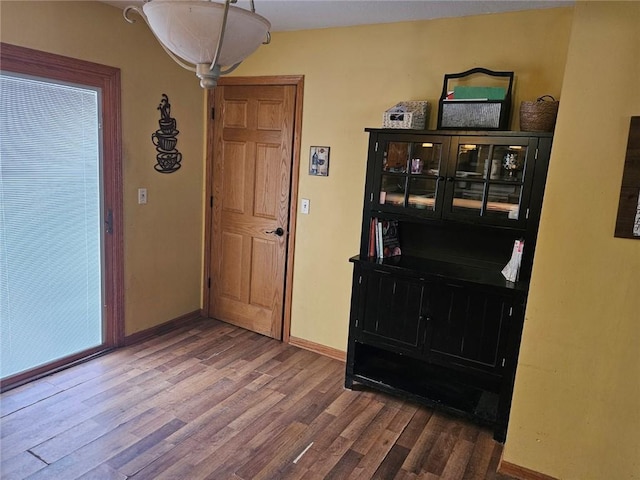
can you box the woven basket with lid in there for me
[519,95,559,132]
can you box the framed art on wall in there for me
[309,146,330,176]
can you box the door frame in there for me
[202,75,304,342]
[0,43,124,391]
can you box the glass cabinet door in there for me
[378,138,449,215]
[445,138,535,224]
[379,141,408,207]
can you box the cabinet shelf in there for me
[350,255,528,292]
[349,342,501,427]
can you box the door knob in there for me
[266,227,285,237]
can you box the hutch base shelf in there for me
[347,342,502,432]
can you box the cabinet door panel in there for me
[442,137,537,227]
[428,284,511,372]
[373,135,450,218]
[359,270,425,354]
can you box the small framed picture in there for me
[309,146,330,176]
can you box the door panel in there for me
[220,232,244,300]
[250,237,277,307]
[427,284,510,373]
[222,142,247,212]
[254,143,280,218]
[209,84,295,339]
[225,100,248,127]
[257,100,285,129]
[358,269,425,356]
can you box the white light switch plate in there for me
[138,188,147,204]
[301,198,310,214]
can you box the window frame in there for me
[0,42,124,391]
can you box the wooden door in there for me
[208,84,295,339]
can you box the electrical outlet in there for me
[138,188,147,205]
[301,198,310,214]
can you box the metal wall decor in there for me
[153,94,182,173]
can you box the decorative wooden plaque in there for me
[614,116,640,239]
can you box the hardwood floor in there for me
[1,318,514,480]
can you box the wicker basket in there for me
[520,95,559,132]
[383,101,429,129]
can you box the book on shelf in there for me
[369,218,401,258]
[368,219,376,257]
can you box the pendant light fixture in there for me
[124,0,271,88]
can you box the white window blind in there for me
[0,72,103,378]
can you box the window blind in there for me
[0,72,103,378]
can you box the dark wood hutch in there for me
[345,128,553,441]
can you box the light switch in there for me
[138,188,147,204]
[301,198,310,214]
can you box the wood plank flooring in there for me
[1,318,514,480]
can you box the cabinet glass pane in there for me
[486,145,526,182]
[383,141,445,175]
[380,140,446,209]
[486,184,522,219]
[450,142,528,220]
[408,177,437,210]
[383,142,409,173]
[452,181,484,215]
[451,181,523,218]
[456,144,490,178]
[380,174,406,206]
[455,144,527,182]
[411,142,443,175]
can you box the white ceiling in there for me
[104,0,573,32]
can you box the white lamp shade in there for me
[143,0,271,68]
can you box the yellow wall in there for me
[233,7,573,351]
[504,2,640,479]
[0,1,205,335]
